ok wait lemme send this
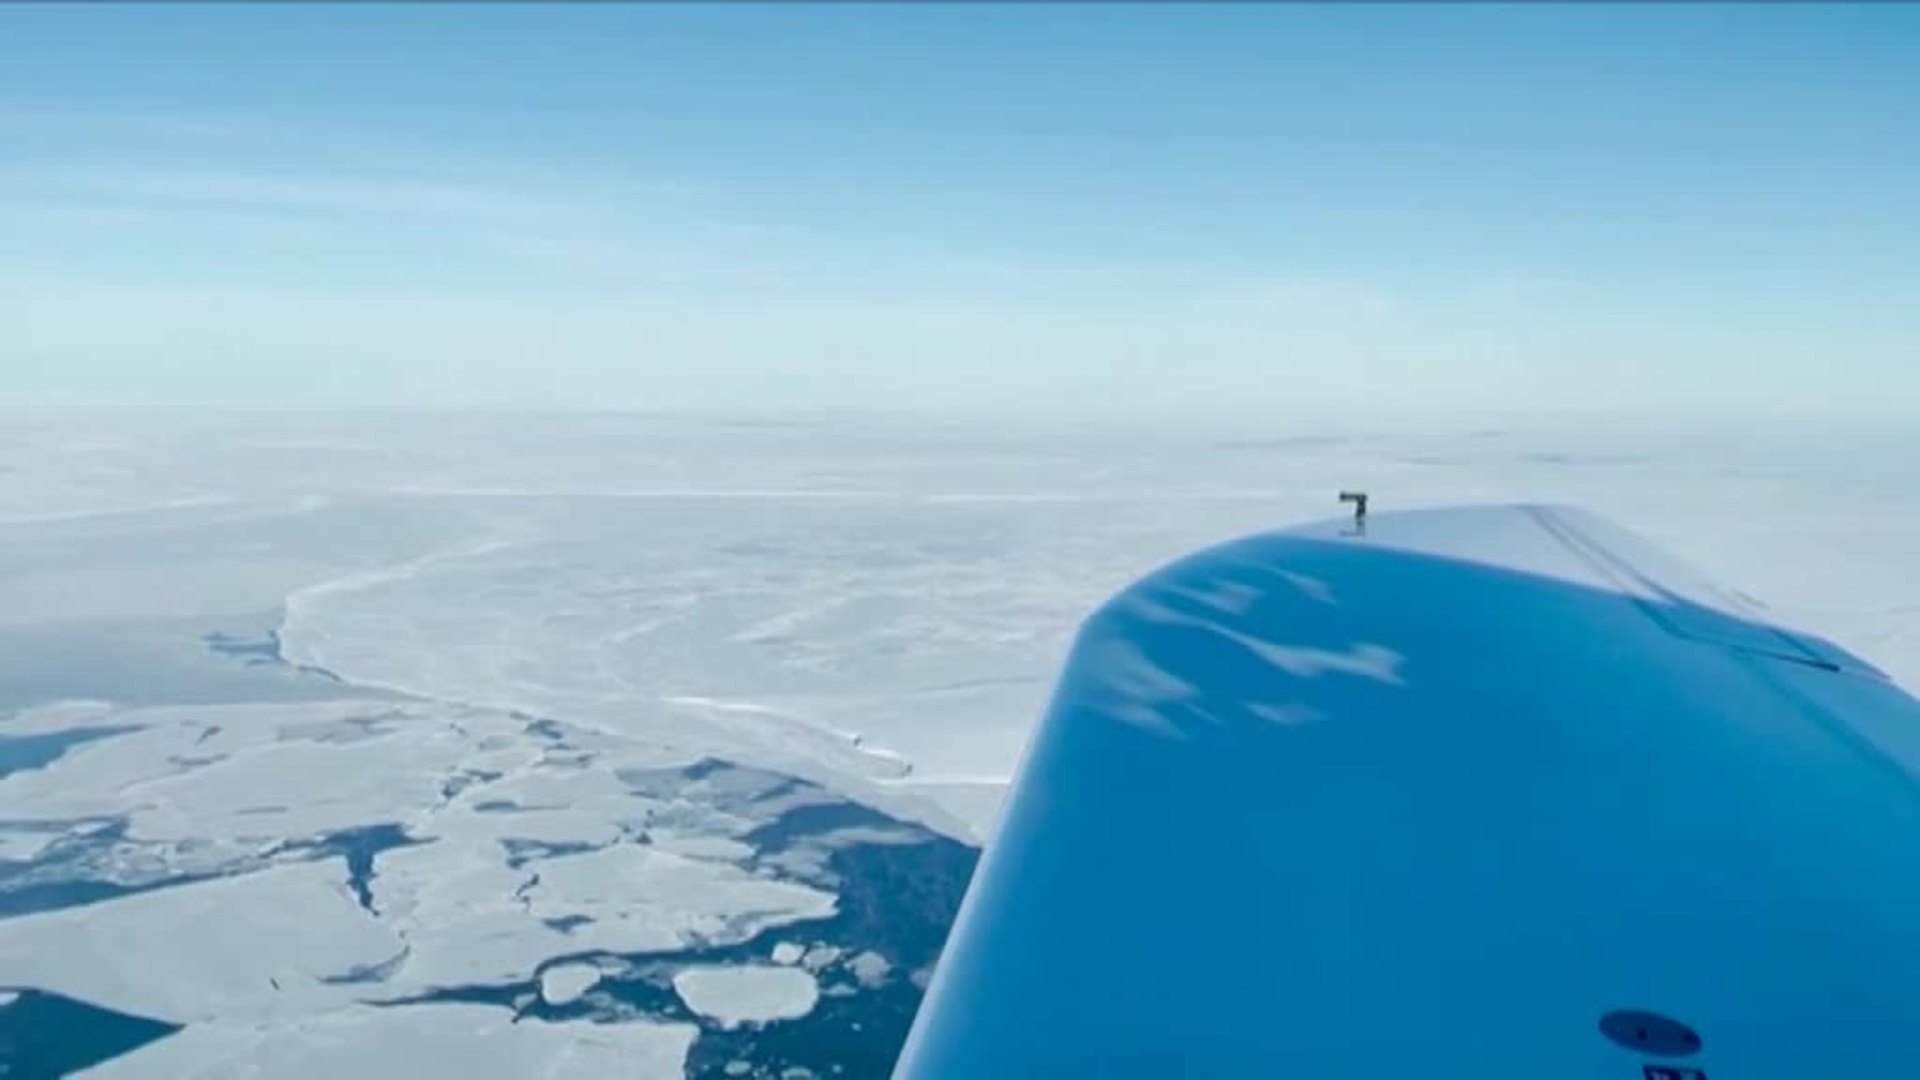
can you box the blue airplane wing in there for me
[896,504,1920,1079]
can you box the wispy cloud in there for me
[0,106,705,233]
[22,168,595,228]
[0,107,771,293]
[1,107,1629,414]
[0,106,264,143]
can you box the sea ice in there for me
[846,951,893,989]
[672,965,820,1029]
[539,962,602,1006]
[75,1002,696,1079]
[2,411,1914,1080]
[0,859,402,1023]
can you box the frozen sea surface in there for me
[0,411,1913,1077]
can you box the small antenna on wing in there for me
[1338,490,1369,524]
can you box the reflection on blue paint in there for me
[901,509,1920,1079]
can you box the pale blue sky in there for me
[2,4,1915,415]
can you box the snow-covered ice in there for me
[74,1002,697,1080]
[673,965,821,1029]
[799,945,843,974]
[0,829,61,862]
[539,963,602,1006]
[523,844,837,953]
[0,859,402,1023]
[0,411,1914,1077]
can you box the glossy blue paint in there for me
[897,505,1920,1079]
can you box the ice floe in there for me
[539,963,602,1006]
[0,859,401,1023]
[846,951,893,989]
[75,1002,696,1079]
[673,965,820,1029]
